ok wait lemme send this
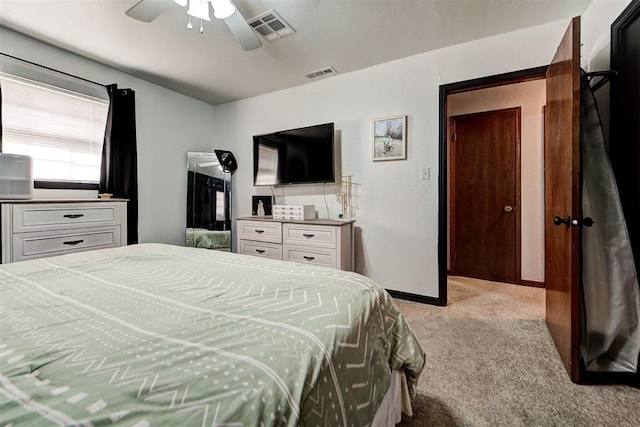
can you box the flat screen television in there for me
[253,122,335,186]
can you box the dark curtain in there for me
[100,84,138,244]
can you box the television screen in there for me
[253,122,335,186]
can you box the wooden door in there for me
[544,16,582,382]
[450,108,521,283]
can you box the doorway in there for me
[437,66,548,306]
[449,107,521,283]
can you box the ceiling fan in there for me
[125,0,262,51]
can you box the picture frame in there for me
[373,114,407,161]
[251,195,273,216]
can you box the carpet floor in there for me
[394,276,640,426]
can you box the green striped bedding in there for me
[0,243,424,426]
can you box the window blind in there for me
[0,74,109,183]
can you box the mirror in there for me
[186,151,232,251]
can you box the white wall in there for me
[0,27,216,245]
[582,0,631,70]
[447,80,547,283]
[214,19,572,297]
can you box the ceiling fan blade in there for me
[126,0,176,22]
[224,8,262,51]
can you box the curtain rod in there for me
[0,52,107,89]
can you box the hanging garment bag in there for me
[580,70,640,373]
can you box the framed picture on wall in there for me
[373,114,407,161]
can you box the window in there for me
[0,54,109,187]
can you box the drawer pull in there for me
[303,256,315,261]
[255,249,266,254]
[302,233,315,238]
[63,239,84,246]
[63,214,85,219]
[254,229,265,234]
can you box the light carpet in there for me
[395,276,640,426]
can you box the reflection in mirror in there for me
[186,151,232,251]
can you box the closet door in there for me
[544,16,582,383]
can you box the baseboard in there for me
[448,273,545,289]
[519,279,545,288]
[386,289,445,306]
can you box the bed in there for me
[185,227,231,250]
[0,243,424,426]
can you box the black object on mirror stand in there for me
[214,149,238,173]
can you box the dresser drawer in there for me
[239,240,282,260]
[283,245,336,268]
[234,217,354,271]
[12,203,122,233]
[238,220,282,243]
[283,223,337,248]
[12,226,121,262]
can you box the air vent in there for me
[248,10,295,41]
[305,67,337,80]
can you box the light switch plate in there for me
[421,167,430,180]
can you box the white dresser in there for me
[237,217,355,271]
[0,199,128,263]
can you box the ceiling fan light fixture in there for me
[127,0,259,47]
[211,0,235,19]
[187,0,210,21]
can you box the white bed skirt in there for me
[371,370,413,426]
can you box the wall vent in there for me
[248,10,295,41]
[305,67,337,79]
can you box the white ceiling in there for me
[0,0,592,105]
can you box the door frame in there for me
[437,66,547,306]
[449,107,522,283]
[611,0,640,278]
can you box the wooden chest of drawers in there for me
[237,217,354,271]
[1,200,128,263]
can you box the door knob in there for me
[504,206,513,213]
[571,217,595,228]
[553,215,571,226]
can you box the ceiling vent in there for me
[248,10,295,41]
[305,67,337,80]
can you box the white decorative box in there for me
[272,204,315,220]
[0,153,33,199]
